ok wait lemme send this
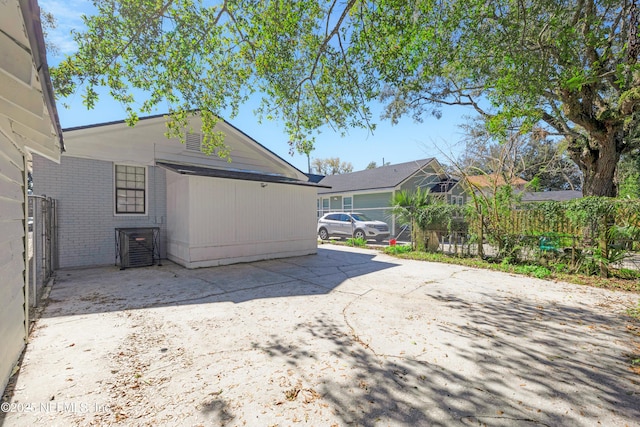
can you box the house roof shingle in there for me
[317,158,436,194]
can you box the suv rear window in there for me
[325,214,341,221]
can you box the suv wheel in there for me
[318,228,329,240]
[353,229,367,240]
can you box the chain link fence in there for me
[28,195,57,311]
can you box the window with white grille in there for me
[115,165,146,214]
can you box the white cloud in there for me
[40,0,95,58]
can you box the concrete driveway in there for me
[2,244,639,426]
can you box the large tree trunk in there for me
[567,129,623,277]
[569,131,622,197]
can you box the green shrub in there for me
[384,245,413,255]
[611,268,640,280]
[627,301,640,320]
[513,264,552,279]
[550,262,569,273]
[346,237,367,247]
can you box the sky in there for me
[40,0,476,173]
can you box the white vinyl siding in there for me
[115,165,146,214]
[167,173,317,268]
[1,0,63,394]
[0,134,26,394]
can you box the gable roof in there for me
[62,113,309,181]
[318,158,437,194]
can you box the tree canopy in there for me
[458,120,582,191]
[53,0,640,196]
[366,160,390,169]
[311,157,353,175]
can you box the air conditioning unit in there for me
[116,228,161,269]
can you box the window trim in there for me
[319,197,330,217]
[114,164,148,216]
[342,195,353,212]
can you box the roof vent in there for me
[185,133,202,152]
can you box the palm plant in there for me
[391,188,430,250]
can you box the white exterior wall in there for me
[1,0,63,393]
[166,172,317,268]
[34,115,318,270]
[35,118,319,270]
[165,171,190,263]
[0,133,28,394]
[33,155,168,268]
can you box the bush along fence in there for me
[406,193,640,278]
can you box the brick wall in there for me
[32,155,167,268]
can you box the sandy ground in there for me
[2,244,639,426]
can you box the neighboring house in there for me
[316,158,466,235]
[1,0,63,392]
[521,190,583,203]
[33,114,321,269]
[465,173,529,193]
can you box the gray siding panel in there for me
[0,141,25,394]
[352,192,396,233]
[33,155,167,268]
[353,192,392,209]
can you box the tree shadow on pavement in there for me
[249,297,640,426]
[426,291,640,425]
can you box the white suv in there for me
[317,212,390,242]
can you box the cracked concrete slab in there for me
[1,244,639,426]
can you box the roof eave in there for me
[157,161,330,188]
[20,0,64,152]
